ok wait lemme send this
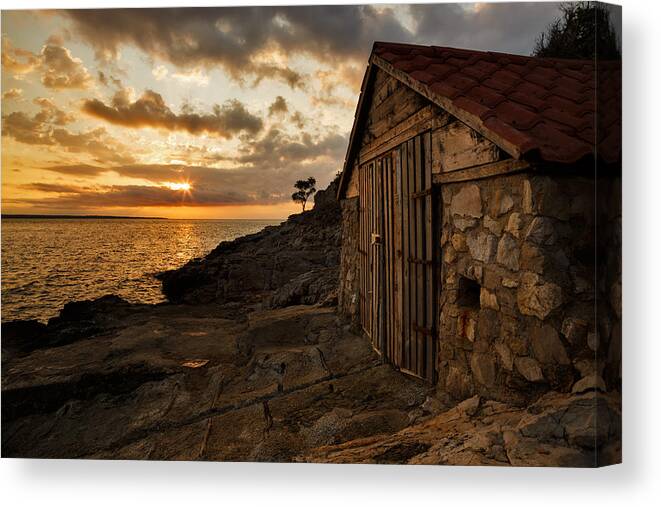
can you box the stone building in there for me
[336,42,621,404]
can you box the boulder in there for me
[159,179,342,305]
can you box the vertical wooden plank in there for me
[424,131,435,382]
[401,144,410,371]
[388,155,395,362]
[364,163,367,336]
[383,156,390,359]
[362,164,365,335]
[394,149,403,368]
[362,164,367,336]
[372,161,381,351]
[379,160,384,354]
[359,164,363,333]
[407,138,416,373]
[390,156,394,360]
[414,135,425,377]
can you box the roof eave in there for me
[337,61,376,200]
[370,54,527,161]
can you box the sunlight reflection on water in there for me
[1,218,279,322]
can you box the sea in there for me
[0,218,280,323]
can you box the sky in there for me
[1,3,567,219]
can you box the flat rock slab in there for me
[2,304,431,460]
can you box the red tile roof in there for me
[370,42,621,165]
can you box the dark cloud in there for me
[22,182,84,193]
[2,98,134,164]
[82,88,263,138]
[409,2,563,56]
[236,128,347,168]
[60,4,566,91]
[1,37,93,89]
[3,111,55,145]
[42,163,108,177]
[59,6,410,87]
[2,97,73,145]
[268,96,288,117]
[97,70,123,89]
[16,183,263,209]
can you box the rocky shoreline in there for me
[1,180,620,465]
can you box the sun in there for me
[164,182,192,191]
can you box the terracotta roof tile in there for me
[465,85,507,107]
[371,41,621,165]
[452,96,491,119]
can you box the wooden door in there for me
[359,156,389,355]
[359,131,436,381]
[396,131,435,381]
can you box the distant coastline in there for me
[2,214,168,220]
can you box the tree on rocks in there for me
[292,177,317,211]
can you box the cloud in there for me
[1,37,93,90]
[409,2,564,56]
[2,98,134,164]
[3,88,24,100]
[81,88,263,138]
[1,37,41,74]
[39,43,94,89]
[58,4,567,93]
[97,70,123,88]
[42,163,108,177]
[2,97,73,145]
[15,181,263,209]
[2,111,55,145]
[59,6,410,87]
[268,96,288,117]
[33,124,348,210]
[236,127,347,168]
[22,182,85,194]
[30,164,299,209]
[32,97,75,125]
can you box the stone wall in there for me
[598,173,622,391]
[338,197,360,325]
[437,170,621,405]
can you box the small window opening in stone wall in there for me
[457,276,480,309]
